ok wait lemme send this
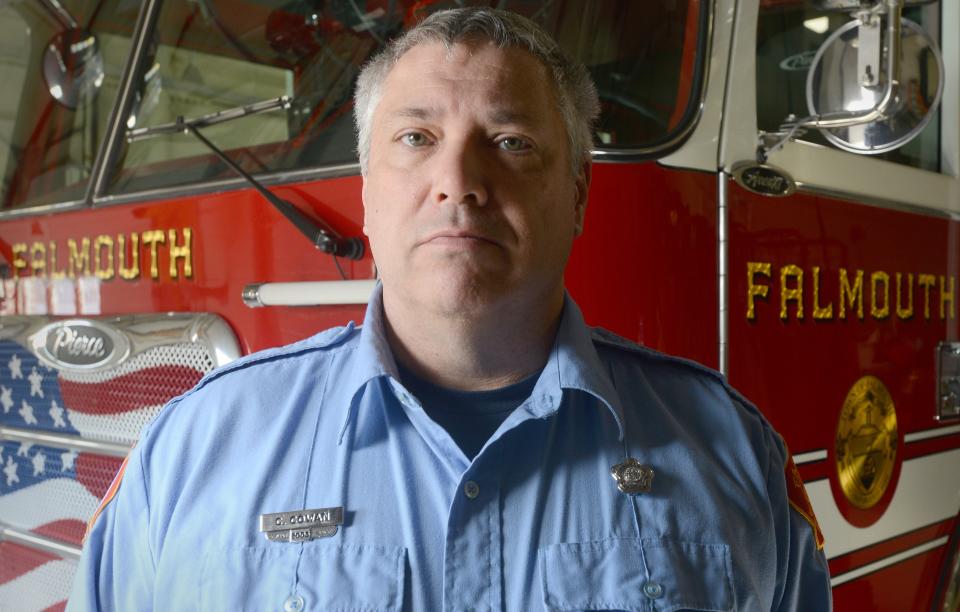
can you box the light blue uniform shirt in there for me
[69,287,831,611]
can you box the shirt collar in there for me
[338,283,626,442]
[340,283,396,385]
[526,293,626,440]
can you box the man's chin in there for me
[410,277,510,318]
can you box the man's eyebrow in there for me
[386,106,539,126]
[389,107,440,120]
[488,108,538,126]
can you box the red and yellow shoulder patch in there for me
[785,453,825,550]
[84,454,130,542]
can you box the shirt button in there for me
[464,480,480,499]
[283,595,305,611]
[643,581,664,599]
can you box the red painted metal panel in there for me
[0,176,371,353]
[728,182,957,450]
[832,545,948,611]
[568,162,718,367]
[728,179,960,608]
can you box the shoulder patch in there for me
[84,453,130,542]
[785,453,825,550]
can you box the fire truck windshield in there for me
[0,0,705,212]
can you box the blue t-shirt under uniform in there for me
[396,360,540,460]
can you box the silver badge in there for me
[611,458,654,495]
[259,506,343,542]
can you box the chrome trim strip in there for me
[91,162,361,209]
[192,314,243,368]
[0,426,129,457]
[86,0,165,202]
[0,523,82,560]
[904,424,960,444]
[830,536,948,587]
[794,450,829,465]
[943,0,959,178]
[717,171,728,376]
[0,199,87,221]
[792,180,960,222]
[242,280,377,307]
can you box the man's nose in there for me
[431,139,489,207]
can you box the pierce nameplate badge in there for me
[732,162,797,198]
[259,506,343,542]
[29,319,130,371]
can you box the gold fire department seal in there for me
[835,376,898,509]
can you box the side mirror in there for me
[42,28,104,109]
[806,14,943,153]
[760,0,943,159]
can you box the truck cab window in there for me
[0,0,137,210]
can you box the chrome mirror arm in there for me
[759,0,905,161]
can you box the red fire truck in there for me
[0,0,956,609]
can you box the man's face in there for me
[362,40,589,318]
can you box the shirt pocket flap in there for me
[300,543,406,611]
[539,537,733,612]
[203,542,406,612]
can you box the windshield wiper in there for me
[127,97,364,266]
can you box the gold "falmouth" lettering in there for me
[10,227,194,282]
[747,261,954,321]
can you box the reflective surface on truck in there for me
[0,314,239,608]
[728,2,956,608]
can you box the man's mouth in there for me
[420,230,500,247]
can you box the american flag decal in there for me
[0,318,235,611]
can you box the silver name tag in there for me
[259,506,343,542]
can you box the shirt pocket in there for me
[539,537,733,612]
[200,542,406,612]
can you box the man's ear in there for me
[573,159,591,237]
[361,178,370,237]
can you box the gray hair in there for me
[353,7,599,175]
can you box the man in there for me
[69,8,831,611]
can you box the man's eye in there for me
[498,137,529,152]
[401,132,430,147]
